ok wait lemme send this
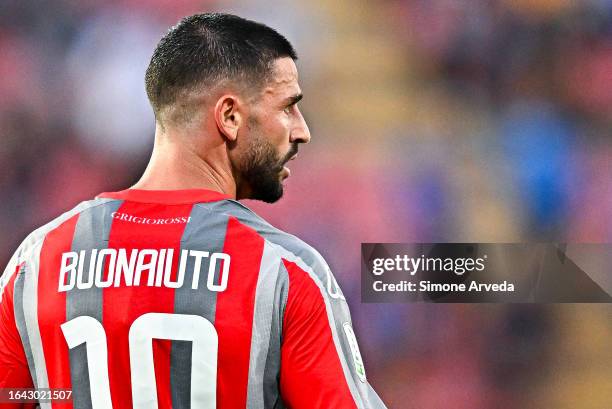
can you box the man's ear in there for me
[214,95,243,141]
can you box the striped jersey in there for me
[0,189,386,409]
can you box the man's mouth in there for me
[283,151,298,165]
[280,148,299,177]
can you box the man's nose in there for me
[290,109,311,144]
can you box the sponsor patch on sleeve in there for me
[343,322,366,383]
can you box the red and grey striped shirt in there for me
[0,189,386,409]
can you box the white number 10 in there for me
[61,313,218,409]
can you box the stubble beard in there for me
[240,117,296,203]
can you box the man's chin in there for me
[241,166,286,203]
[249,181,284,203]
[256,190,283,203]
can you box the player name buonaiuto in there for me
[58,248,230,292]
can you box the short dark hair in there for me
[145,13,297,125]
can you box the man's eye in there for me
[284,105,294,114]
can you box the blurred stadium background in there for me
[1,0,611,407]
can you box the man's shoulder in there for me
[196,200,348,302]
[195,200,343,297]
[194,199,327,269]
[17,197,115,257]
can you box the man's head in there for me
[145,13,311,202]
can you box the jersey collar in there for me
[96,189,232,204]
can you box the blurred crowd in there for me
[1,0,610,408]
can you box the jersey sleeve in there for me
[0,245,36,409]
[279,257,387,409]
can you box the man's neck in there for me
[131,137,237,198]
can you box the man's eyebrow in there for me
[284,93,303,106]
